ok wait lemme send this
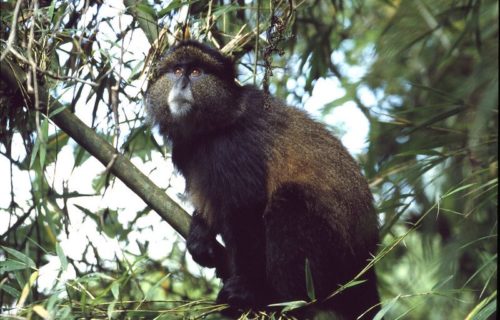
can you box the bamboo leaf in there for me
[465,291,497,320]
[472,299,496,320]
[343,279,367,289]
[29,137,40,169]
[442,183,477,198]
[0,283,20,298]
[39,118,49,168]
[17,270,39,308]
[47,0,56,21]
[305,258,316,301]
[33,305,51,320]
[111,281,120,300]
[0,260,30,273]
[269,300,308,312]
[373,295,400,320]
[56,242,68,271]
[1,246,36,269]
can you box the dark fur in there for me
[146,41,380,319]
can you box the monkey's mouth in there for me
[170,98,192,105]
[169,99,193,117]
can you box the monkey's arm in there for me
[186,211,229,280]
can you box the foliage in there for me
[0,0,497,319]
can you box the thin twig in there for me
[0,0,23,61]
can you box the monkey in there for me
[146,40,380,319]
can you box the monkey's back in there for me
[253,93,378,251]
[245,92,380,316]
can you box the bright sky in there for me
[0,0,373,292]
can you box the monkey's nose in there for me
[179,76,190,90]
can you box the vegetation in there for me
[0,0,497,319]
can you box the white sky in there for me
[0,0,373,292]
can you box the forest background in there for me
[0,0,497,319]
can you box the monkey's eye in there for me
[190,68,202,78]
[174,67,184,77]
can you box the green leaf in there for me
[157,0,198,18]
[396,149,445,157]
[100,209,126,239]
[73,145,91,168]
[55,242,68,271]
[48,105,68,118]
[466,291,497,320]
[0,260,31,273]
[282,300,308,312]
[42,208,59,245]
[406,105,465,134]
[322,94,353,115]
[107,301,117,319]
[47,0,56,21]
[74,204,98,219]
[431,275,454,290]
[442,183,477,198]
[145,273,171,299]
[462,254,498,289]
[305,258,316,301]
[122,125,158,161]
[80,272,116,282]
[29,137,40,169]
[111,281,120,299]
[342,279,367,289]
[1,246,36,269]
[23,131,69,169]
[92,172,109,193]
[39,118,49,168]
[373,295,400,320]
[212,3,243,19]
[136,3,155,16]
[472,299,497,320]
[127,61,145,82]
[0,283,20,298]
[268,300,308,312]
[80,286,87,315]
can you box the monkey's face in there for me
[164,65,200,118]
[146,41,240,138]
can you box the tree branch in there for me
[0,60,191,237]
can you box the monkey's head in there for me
[146,41,242,140]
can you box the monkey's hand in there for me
[216,276,268,310]
[186,211,222,269]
